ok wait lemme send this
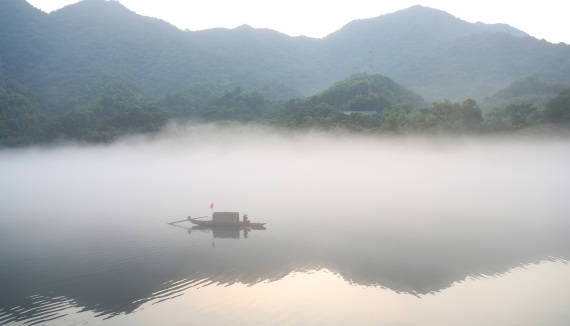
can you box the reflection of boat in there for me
[190,225,245,239]
[190,219,266,229]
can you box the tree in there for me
[426,99,482,132]
[544,89,570,123]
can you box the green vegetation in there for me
[159,85,277,122]
[0,81,45,145]
[276,96,483,133]
[303,73,424,112]
[484,88,570,130]
[3,72,568,146]
[485,104,540,130]
[2,0,570,108]
[544,89,570,123]
[44,82,166,143]
[1,1,570,145]
[482,76,569,112]
[0,80,165,144]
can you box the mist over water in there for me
[1,124,569,325]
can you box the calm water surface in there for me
[1,127,569,325]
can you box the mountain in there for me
[305,73,424,112]
[482,76,569,111]
[321,5,529,84]
[0,0,48,77]
[275,73,429,130]
[191,25,319,94]
[3,0,317,111]
[2,0,570,114]
[13,0,204,110]
[395,33,570,101]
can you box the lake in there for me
[1,125,569,325]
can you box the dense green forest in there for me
[0,80,166,145]
[2,73,569,145]
[482,76,569,112]
[275,74,570,133]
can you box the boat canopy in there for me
[212,212,239,223]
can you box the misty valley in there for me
[1,0,570,325]
[1,1,570,145]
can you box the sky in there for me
[27,0,570,44]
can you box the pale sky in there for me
[27,0,570,44]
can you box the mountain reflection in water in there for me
[1,210,568,325]
[1,131,569,325]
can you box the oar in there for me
[167,218,189,225]
[168,215,208,225]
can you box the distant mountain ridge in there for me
[1,0,570,112]
[319,5,536,99]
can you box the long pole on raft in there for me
[167,216,207,224]
[167,218,189,224]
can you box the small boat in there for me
[188,212,266,230]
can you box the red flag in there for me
[210,203,214,209]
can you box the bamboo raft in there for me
[168,212,266,230]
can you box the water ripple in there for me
[0,295,75,326]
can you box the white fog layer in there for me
[1,125,569,325]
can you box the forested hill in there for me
[482,76,569,112]
[305,74,425,112]
[2,0,570,110]
[1,72,570,146]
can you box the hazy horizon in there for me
[26,0,570,44]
